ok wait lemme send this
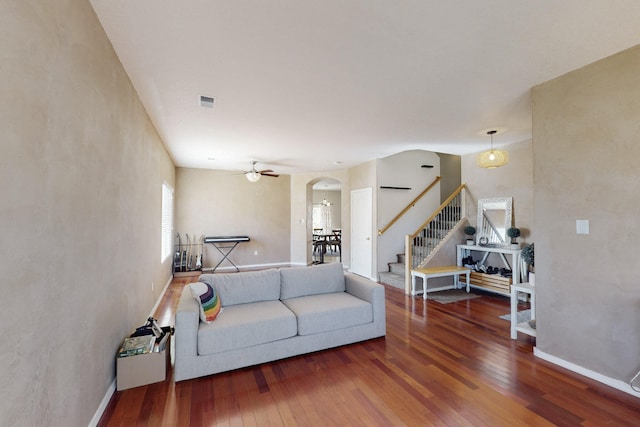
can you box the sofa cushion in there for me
[280,262,345,300]
[199,268,280,306]
[282,292,373,336]
[197,300,297,356]
[189,282,222,323]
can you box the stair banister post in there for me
[405,234,412,294]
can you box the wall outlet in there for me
[254,250,258,256]
[151,282,155,291]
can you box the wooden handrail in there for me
[378,176,441,236]
[409,183,467,239]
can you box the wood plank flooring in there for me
[99,275,640,426]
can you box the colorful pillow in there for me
[189,282,222,323]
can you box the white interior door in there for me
[350,188,373,279]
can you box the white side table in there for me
[510,282,536,339]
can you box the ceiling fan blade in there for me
[260,172,279,177]
[258,169,274,174]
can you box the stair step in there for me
[388,262,405,275]
[379,271,405,290]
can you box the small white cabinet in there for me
[510,282,536,339]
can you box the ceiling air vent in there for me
[200,96,215,108]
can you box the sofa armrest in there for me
[345,273,385,335]
[175,285,200,359]
[345,272,381,302]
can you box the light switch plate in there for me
[576,219,589,235]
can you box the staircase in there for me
[409,204,460,269]
[379,253,406,289]
[379,184,467,292]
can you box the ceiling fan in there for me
[244,160,279,182]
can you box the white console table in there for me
[456,244,522,285]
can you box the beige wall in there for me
[0,1,175,426]
[175,168,291,269]
[377,150,441,274]
[532,45,640,385]
[462,139,535,243]
[438,152,462,203]
[459,139,534,269]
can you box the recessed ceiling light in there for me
[207,157,215,161]
[200,96,215,108]
[333,161,343,165]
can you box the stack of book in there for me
[118,335,155,358]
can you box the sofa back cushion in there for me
[199,268,280,306]
[280,262,345,300]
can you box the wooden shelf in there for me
[460,271,512,295]
[516,320,536,337]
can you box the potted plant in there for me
[464,225,476,245]
[507,227,521,249]
[521,242,535,285]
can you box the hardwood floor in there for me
[99,275,640,426]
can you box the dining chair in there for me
[329,229,341,255]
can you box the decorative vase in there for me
[466,239,475,245]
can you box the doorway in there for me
[310,178,342,264]
[350,187,373,278]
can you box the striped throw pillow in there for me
[189,282,222,323]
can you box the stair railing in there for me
[378,176,441,236]
[405,183,467,291]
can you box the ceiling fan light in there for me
[245,170,261,182]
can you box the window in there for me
[161,183,174,262]
[312,204,333,233]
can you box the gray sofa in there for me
[174,262,386,381]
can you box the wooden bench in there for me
[410,266,471,300]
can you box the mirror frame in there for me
[476,197,513,247]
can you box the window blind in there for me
[161,183,174,262]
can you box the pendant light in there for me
[477,130,508,168]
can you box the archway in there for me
[307,178,342,264]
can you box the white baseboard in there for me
[91,274,174,426]
[534,348,640,398]
[88,379,116,427]
[149,275,174,317]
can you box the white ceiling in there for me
[90,0,640,174]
